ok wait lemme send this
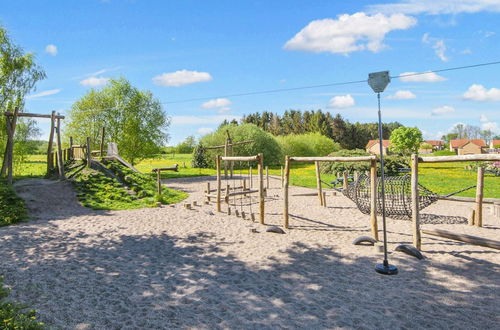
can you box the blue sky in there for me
[2,0,500,144]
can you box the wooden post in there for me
[315,161,324,206]
[56,114,65,179]
[468,209,475,226]
[243,178,247,191]
[86,137,91,168]
[266,166,269,189]
[46,111,56,173]
[283,156,291,229]
[249,166,253,188]
[322,192,327,207]
[411,154,421,250]
[2,107,19,184]
[226,185,230,204]
[258,153,265,225]
[475,167,484,227]
[280,166,284,187]
[216,155,221,212]
[100,127,106,159]
[206,182,211,202]
[224,138,228,178]
[343,171,348,189]
[370,159,379,241]
[69,136,73,160]
[157,169,162,195]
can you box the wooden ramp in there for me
[422,229,500,250]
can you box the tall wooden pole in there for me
[216,155,221,212]
[475,167,484,227]
[370,159,379,241]
[100,127,106,159]
[157,170,162,195]
[315,161,324,206]
[249,166,253,188]
[343,171,349,189]
[86,137,92,168]
[56,114,65,179]
[258,153,265,225]
[411,154,421,250]
[224,138,228,178]
[46,111,56,174]
[283,156,291,229]
[4,107,19,184]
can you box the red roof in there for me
[450,139,487,148]
[492,140,500,147]
[425,140,443,146]
[366,140,391,149]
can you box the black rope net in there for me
[343,174,439,219]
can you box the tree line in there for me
[231,110,403,150]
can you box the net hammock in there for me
[342,174,439,219]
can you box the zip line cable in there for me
[161,60,500,105]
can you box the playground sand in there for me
[1,176,499,329]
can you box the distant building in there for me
[420,140,444,153]
[490,140,500,148]
[366,139,391,155]
[449,139,487,155]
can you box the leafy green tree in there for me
[175,135,196,154]
[389,126,423,156]
[65,78,170,165]
[0,26,45,177]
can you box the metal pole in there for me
[375,92,398,275]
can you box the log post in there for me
[370,159,379,241]
[206,182,211,202]
[157,169,162,196]
[216,155,221,212]
[249,166,253,188]
[343,171,349,190]
[283,156,291,229]
[100,127,106,159]
[322,192,327,207]
[258,153,265,225]
[226,185,230,204]
[411,154,421,250]
[2,107,19,184]
[315,161,324,206]
[46,111,56,174]
[475,167,484,227]
[224,138,228,179]
[266,166,269,189]
[69,136,73,160]
[56,114,65,179]
[86,137,92,168]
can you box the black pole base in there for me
[375,263,398,275]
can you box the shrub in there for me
[276,133,339,157]
[199,124,282,167]
[383,155,410,176]
[320,149,371,175]
[192,143,208,168]
[175,136,196,154]
[0,180,28,226]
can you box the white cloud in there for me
[328,94,355,108]
[26,89,61,99]
[463,84,500,102]
[387,90,416,100]
[171,115,241,125]
[152,70,212,87]
[80,77,110,87]
[432,105,455,115]
[45,44,57,55]
[399,71,447,82]
[368,0,500,15]
[201,98,232,109]
[480,114,489,123]
[433,39,448,62]
[284,12,416,55]
[197,127,214,135]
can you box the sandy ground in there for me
[1,175,499,329]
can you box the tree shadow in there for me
[0,228,498,329]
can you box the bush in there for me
[192,143,208,168]
[0,180,28,226]
[383,155,410,176]
[199,124,283,167]
[320,149,371,175]
[276,133,339,157]
[175,135,196,154]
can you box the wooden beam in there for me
[418,154,500,163]
[283,155,291,229]
[289,156,376,162]
[221,155,259,162]
[204,139,255,150]
[422,229,500,250]
[151,165,179,172]
[46,111,56,173]
[216,155,221,212]
[436,196,500,204]
[475,167,484,227]
[4,111,65,119]
[315,161,324,206]
[56,114,65,179]
[370,159,378,241]
[411,154,421,250]
[258,153,265,225]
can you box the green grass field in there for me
[14,153,500,198]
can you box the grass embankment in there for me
[0,277,44,329]
[0,179,28,227]
[69,160,188,210]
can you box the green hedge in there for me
[199,124,283,167]
[320,149,371,175]
[276,133,339,157]
[0,180,28,226]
